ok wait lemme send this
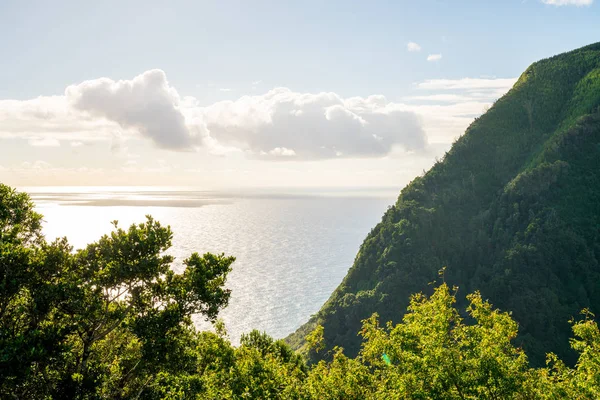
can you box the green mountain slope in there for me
[288,42,600,366]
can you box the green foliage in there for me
[0,183,235,398]
[300,283,600,399]
[4,41,600,398]
[303,348,374,399]
[2,184,600,398]
[288,41,600,367]
[359,284,532,399]
[306,324,324,353]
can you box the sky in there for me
[0,0,598,189]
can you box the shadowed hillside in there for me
[288,42,600,367]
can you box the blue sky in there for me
[0,0,598,187]
[1,0,597,100]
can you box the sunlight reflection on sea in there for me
[26,187,395,344]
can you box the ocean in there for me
[25,187,396,343]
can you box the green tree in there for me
[0,184,235,399]
[5,183,600,398]
[358,283,532,399]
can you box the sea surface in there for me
[24,186,396,343]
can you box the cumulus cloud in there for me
[66,69,195,150]
[540,0,592,5]
[196,88,427,159]
[407,42,422,52]
[427,54,442,62]
[1,70,520,161]
[0,69,423,159]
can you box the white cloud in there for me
[400,101,491,143]
[405,94,474,103]
[28,138,60,147]
[407,42,422,52]
[0,96,120,142]
[196,88,427,159]
[427,54,442,62]
[540,0,592,5]
[0,71,428,160]
[66,69,196,150]
[1,70,520,163]
[417,77,517,91]
[400,76,517,143]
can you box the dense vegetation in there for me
[3,42,600,398]
[289,41,600,368]
[2,184,600,398]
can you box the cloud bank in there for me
[0,70,518,160]
[2,70,430,160]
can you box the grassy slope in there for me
[287,42,600,366]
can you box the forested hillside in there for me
[288,42,600,367]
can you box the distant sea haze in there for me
[27,187,395,343]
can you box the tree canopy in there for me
[2,184,600,398]
[0,184,235,398]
